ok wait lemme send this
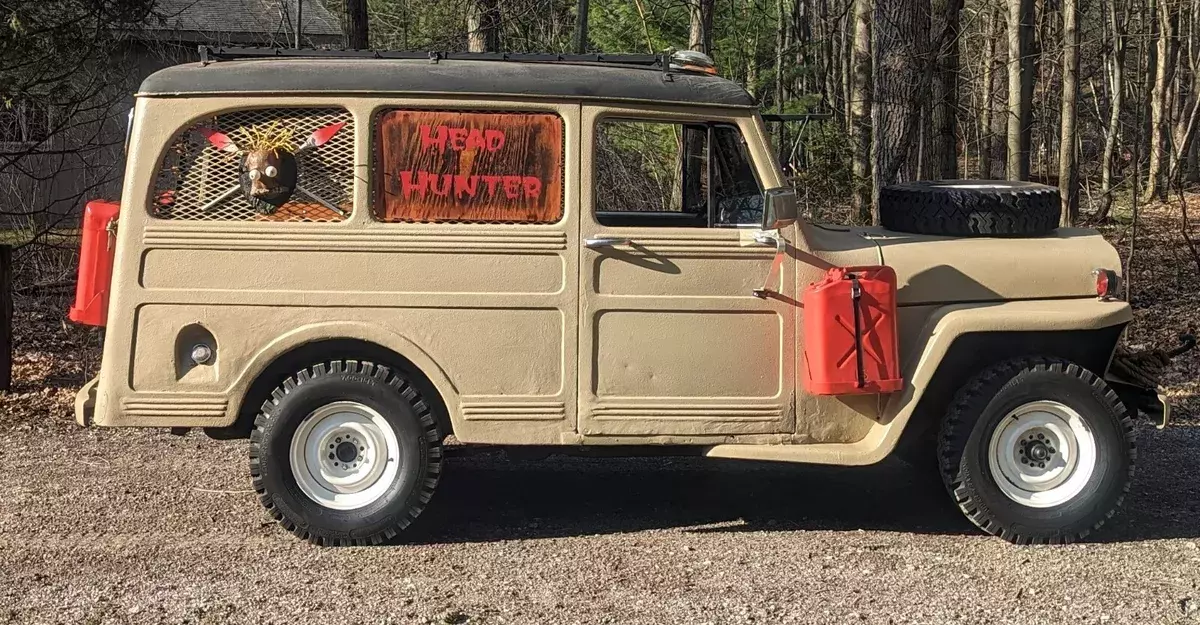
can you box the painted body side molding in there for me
[704,298,1133,465]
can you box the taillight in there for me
[1093,268,1120,300]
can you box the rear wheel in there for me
[938,357,1135,544]
[250,360,442,545]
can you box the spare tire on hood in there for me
[879,180,1060,237]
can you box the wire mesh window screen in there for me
[152,108,355,222]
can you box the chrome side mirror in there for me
[761,187,798,231]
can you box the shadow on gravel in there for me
[411,424,1199,544]
[415,452,972,543]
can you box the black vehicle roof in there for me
[138,57,758,108]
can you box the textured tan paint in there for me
[871,227,1122,304]
[79,84,1132,462]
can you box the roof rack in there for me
[198,45,669,68]
[194,46,727,83]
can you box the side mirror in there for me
[761,187,798,230]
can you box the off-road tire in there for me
[249,360,442,545]
[880,180,1060,237]
[937,357,1136,544]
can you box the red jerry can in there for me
[801,266,903,395]
[69,200,121,327]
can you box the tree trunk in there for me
[689,0,715,54]
[467,0,502,53]
[1097,0,1126,221]
[850,0,873,221]
[776,0,787,111]
[842,4,856,122]
[980,5,997,179]
[1144,0,1179,201]
[575,0,590,53]
[1168,0,1199,184]
[1006,0,1035,179]
[871,0,924,209]
[1058,0,1080,225]
[343,0,369,49]
[930,0,961,179]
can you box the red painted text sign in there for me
[375,111,564,223]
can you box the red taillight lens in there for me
[1093,268,1120,300]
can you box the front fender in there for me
[707,298,1131,466]
[869,298,1132,462]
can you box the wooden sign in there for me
[375,111,564,223]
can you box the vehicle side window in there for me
[152,107,354,222]
[594,119,762,228]
[373,110,564,224]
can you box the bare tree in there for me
[871,0,925,211]
[689,0,716,54]
[979,3,999,179]
[1167,0,1200,185]
[1058,0,1080,224]
[1097,0,1127,221]
[931,0,961,179]
[1007,0,1035,179]
[467,0,502,52]
[344,0,370,49]
[850,0,873,219]
[1144,0,1179,200]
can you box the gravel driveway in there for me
[1,416,1198,625]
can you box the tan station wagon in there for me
[69,47,1183,546]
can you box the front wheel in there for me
[938,357,1136,544]
[249,360,442,545]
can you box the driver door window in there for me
[594,120,762,228]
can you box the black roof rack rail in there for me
[197,45,673,71]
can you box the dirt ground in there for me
[1,204,1198,624]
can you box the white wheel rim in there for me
[987,400,1098,508]
[289,401,400,510]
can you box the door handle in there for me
[584,236,631,249]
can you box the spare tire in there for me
[879,180,1060,237]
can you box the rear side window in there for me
[152,107,354,222]
[594,119,762,227]
[373,110,563,223]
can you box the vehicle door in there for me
[577,106,796,437]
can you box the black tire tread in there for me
[937,357,1136,545]
[880,180,1060,237]
[248,359,442,546]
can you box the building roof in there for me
[138,58,758,107]
[143,0,340,43]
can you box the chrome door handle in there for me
[584,236,631,249]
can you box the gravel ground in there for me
[1,417,1198,625]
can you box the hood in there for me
[861,227,1122,305]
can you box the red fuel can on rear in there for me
[802,266,903,395]
[69,199,121,327]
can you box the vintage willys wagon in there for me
[70,47,1183,545]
